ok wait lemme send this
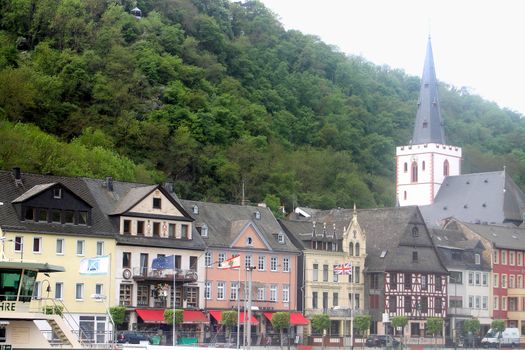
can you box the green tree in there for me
[463,319,480,349]
[354,315,371,349]
[490,320,505,349]
[164,309,183,344]
[109,306,126,331]
[271,312,290,350]
[310,314,330,335]
[221,310,237,343]
[425,317,444,349]
[391,316,408,337]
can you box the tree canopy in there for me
[1,0,524,211]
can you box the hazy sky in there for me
[260,0,525,116]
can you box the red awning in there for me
[209,310,259,325]
[290,312,309,325]
[263,312,273,321]
[183,310,209,324]
[136,309,165,324]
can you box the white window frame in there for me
[205,252,212,267]
[494,296,499,310]
[502,250,507,265]
[205,281,211,299]
[258,256,266,271]
[482,296,488,309]
[510,251,515,265]
[475,253,480,265]
[55,282,63,300]
[257,287,265,301]
[230,282,238,301]
[283,257,290,272]
[14,236,23,253]
[33,236,42,253]
[218,253,226,266]
[76,240,85,256]
[270,285,277,302]
[56,238,64,255]
[494,250,499,264]
[468,271,474,285]
[475,272,481,285]
[510,274,515,288]
[95,284,103,295]
[217,282,225,300]
[468,295,473,308]
[96,241,104,256]
[245,255,252,269]
[502,274,507,288]
[270,257,278,272]
[518,275,523,289]
[76,283,84,300]
[482,273,488,286]
[283,284,289,303]
[502,296,507,311]
[494,273,499,288]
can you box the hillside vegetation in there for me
[1,0,524,211]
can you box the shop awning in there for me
[183,310,209,324]
[263,312,308,325]
[136,309,165,324]
[209,310,259,325]
[290,312,309,325]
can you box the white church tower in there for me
[396,37,462,206]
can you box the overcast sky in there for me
[260,0,525,116]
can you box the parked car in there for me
[365,334,400,347]
[116,331,151,344]
[481,328,520,348]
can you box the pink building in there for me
[182,200,303,345]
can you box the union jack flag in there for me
[334,263,352,275]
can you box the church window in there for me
[422,161,426,171]
[349,242,354,256]
[411,162,418,182]
[355,243,360,256]
[443,160,450,176]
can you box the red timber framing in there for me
[384,271,447,320]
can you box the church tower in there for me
[396,37,462,206]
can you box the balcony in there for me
[305,308,365,318]
[447,307,474,317]
[132,267,198,283]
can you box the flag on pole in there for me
[334,262,352,275]
[152,255,175,270]
[219,255,241,269]
[79,255,110,275]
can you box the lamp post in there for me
[41,279,52,299]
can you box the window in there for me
[218,253,226,266]
[510,251,516,265]
[76,240,85,256]
[443,160,449,176]
[245,255,253,269]
[247,237,253,245]
[411,161,418,182]
[123,220,131,234]
[53,187,62,199]
[422,161,426,171]
[502,274,507,288]
[502,250,507,264]
[475,272,481,285]
[190,256,198,271]
[435,275,442,290]
[205,281,211,299]
[390,273,397,289]
[181,224,189,238]
[404,296,412,312]
[313,264,318,281]
[412,227,419,237]
[78,211,88,225]
[482,296,488,309]
[435,297,442,313]
[389,295,397,312]
[95,284,103,296]
[468,272,474,285]
[33,237,42,253]
[482,273,488,286]
[420,296,428,313]
[201,224,208,237]
[39,208,48,222]
[510,275,515,288]
[349,242,354,256]
[257,287,265,301]
[230,282,239,300]
[64,210,74,224]
[449,296,462,308]
[283,285,289,303]
[122,252,131,268]
[137,221,144,235]
[152,222,160,237]
[323,264,329,282]
[258,256,266,271]
[502,296,507,311]
[119,284,132,306]
[494,250,499,264]
[312,292,318,309]
[168,224,175,238]
[270,257,278,271]
[14,236,23,253]
[404,191,407,200]
[355,243,360,256]
[355,294,360,309]
[475,253,481,265]
[24,206,35,221]
[354,266,360,283]
[205,252,212,267]
[475,296,481,309]
[56,238,64,255]
[278,233,285,243]
[52,209,61,223]
[421,274,427,290]
[270,285,277,302]
[518,275,523,289]
[518,252,523,266]
[96,241,104,256]
[333,292,339,307]
[75,283,84,300]
[412,251,418,262]
[322,292,328,310]
[283,257,290,272]
[174,255,181,269]
[55,282,63,300]
[153,197,161,209]
[333,267,339,282]
[217,282,225,300]
[494,296,499,310]
[449,271,462,284]
[468,295,474,308]
[404,273,411,289]
[404,162,408,172]
[493,273,499,288]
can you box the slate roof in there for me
[460,222,525,251]
[411,37,446,145]
[430,228,490,271]
[281,206,447,274]
[181,200,299,253]
[12,183,57,203]
[420,170,525,227]
[0,171,113,237]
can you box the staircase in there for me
[47,316,81,347]
[37,298,85,348]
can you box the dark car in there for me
[365,334,400,347]
[116,331,151,344]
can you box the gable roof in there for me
[181,200,299,253]
[411,37,446,145]
[420,170,525,226]
[0,171,113,237]
[460,222,525,251]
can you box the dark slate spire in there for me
[411,37,446,145]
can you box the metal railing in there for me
[132,267,198,281]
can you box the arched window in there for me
[411,161,418,182]
[404,162,408,173]
[443,160,449,176]
[422,161,426,171]
[349,242,354,256]
[355,242,360,256]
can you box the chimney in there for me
[106,176,114,191]
[13,167,21,180]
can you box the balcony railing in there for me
[447,307,473,316]
[305,308,365,318]
[132,267,198,282]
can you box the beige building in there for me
[281,206,366,341]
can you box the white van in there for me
[481,327,520,347]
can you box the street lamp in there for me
[41,280,52,299]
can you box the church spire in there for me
[411,36,446,145]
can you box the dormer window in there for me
[278,233,285,244]
[193,205,199,214]
[412,227,419,237]
[475,253,481,265]
[254,211,261,220]
[153,197,162,209]
[24,207,35,221]
[201,224,208,237]
[53,188,62,199]
[247,237,253,245]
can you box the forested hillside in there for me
[1,0,524,211]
